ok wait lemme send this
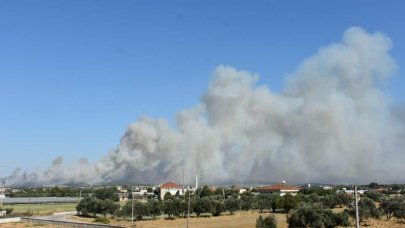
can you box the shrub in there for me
[94,216,110,224]
[256,214,277,228]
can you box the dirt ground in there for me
[133,211,288,228]
[67,211,288,228]
[1,210,405,227]
[0,222,59,227]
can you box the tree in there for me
[192,197,213,217]
[393,201,405,219]
[281,194,299,213]
[148,199,162,219]
[255,194,271,213]
[99,199,119,218]
[94,187,119,201]
[380,196,405,220]
[321,194,337,209]
[76,197,101,217]
[349,197,380,222]
[164,197,182,218]
[336,192,351,208]
[364,190,382,202]
[211,200,225,216]
[271,194,282,213]
[287,203,349,227]
[200,186,212,198]
[214,187,225,197]
[369,182,379,189]
[240,192,254,211]
[391,184,402,192]
[256,214,277,228]
[225,197,241,215]
[164,192,173,200]
[133,201,151,220]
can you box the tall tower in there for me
[195,171,198,190]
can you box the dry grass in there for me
[133,211,288,228]
[2,209,404,227]
[67,211,288,228]
[0,222,59,227]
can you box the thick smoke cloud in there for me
[6,27,405,186]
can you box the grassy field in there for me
[3,203,77,215]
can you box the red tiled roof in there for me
[160,181,182,189]
[258,183,301,191]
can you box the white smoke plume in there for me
[6,27,405,186]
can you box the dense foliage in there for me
[287,203,350,227]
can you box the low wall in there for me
[0,217,21,223]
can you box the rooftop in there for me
[160,181,182,189]
[257,183,301,191]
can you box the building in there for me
[159,181,183,199]
[256,182,301,196]
[117,192,129,202]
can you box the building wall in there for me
[280,190,299,196]
[160,188,183,199]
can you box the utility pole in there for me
[355,186,360,228]
[182,168,185,202]
[0,180,4,207]
[187,189,190,228]
[131,192,134,225]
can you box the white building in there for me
[159,181,183,199]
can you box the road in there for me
[36,211,77,222]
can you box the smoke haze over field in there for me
[6,27,405,186]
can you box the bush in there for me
[0,208,14,214]
[211,200,225,216]
[225,197,241,215]
[94,216,110,224]
[256,214,277,228]
[287,203,349,227]
[364,190,382,202]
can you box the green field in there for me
[3,203,77,215]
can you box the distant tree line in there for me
[7,186,115,198]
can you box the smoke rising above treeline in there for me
[6,27,405,186]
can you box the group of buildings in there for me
[116,180,303,201]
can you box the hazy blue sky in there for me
[1,1,404,175]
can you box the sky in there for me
[1,1,405,178]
